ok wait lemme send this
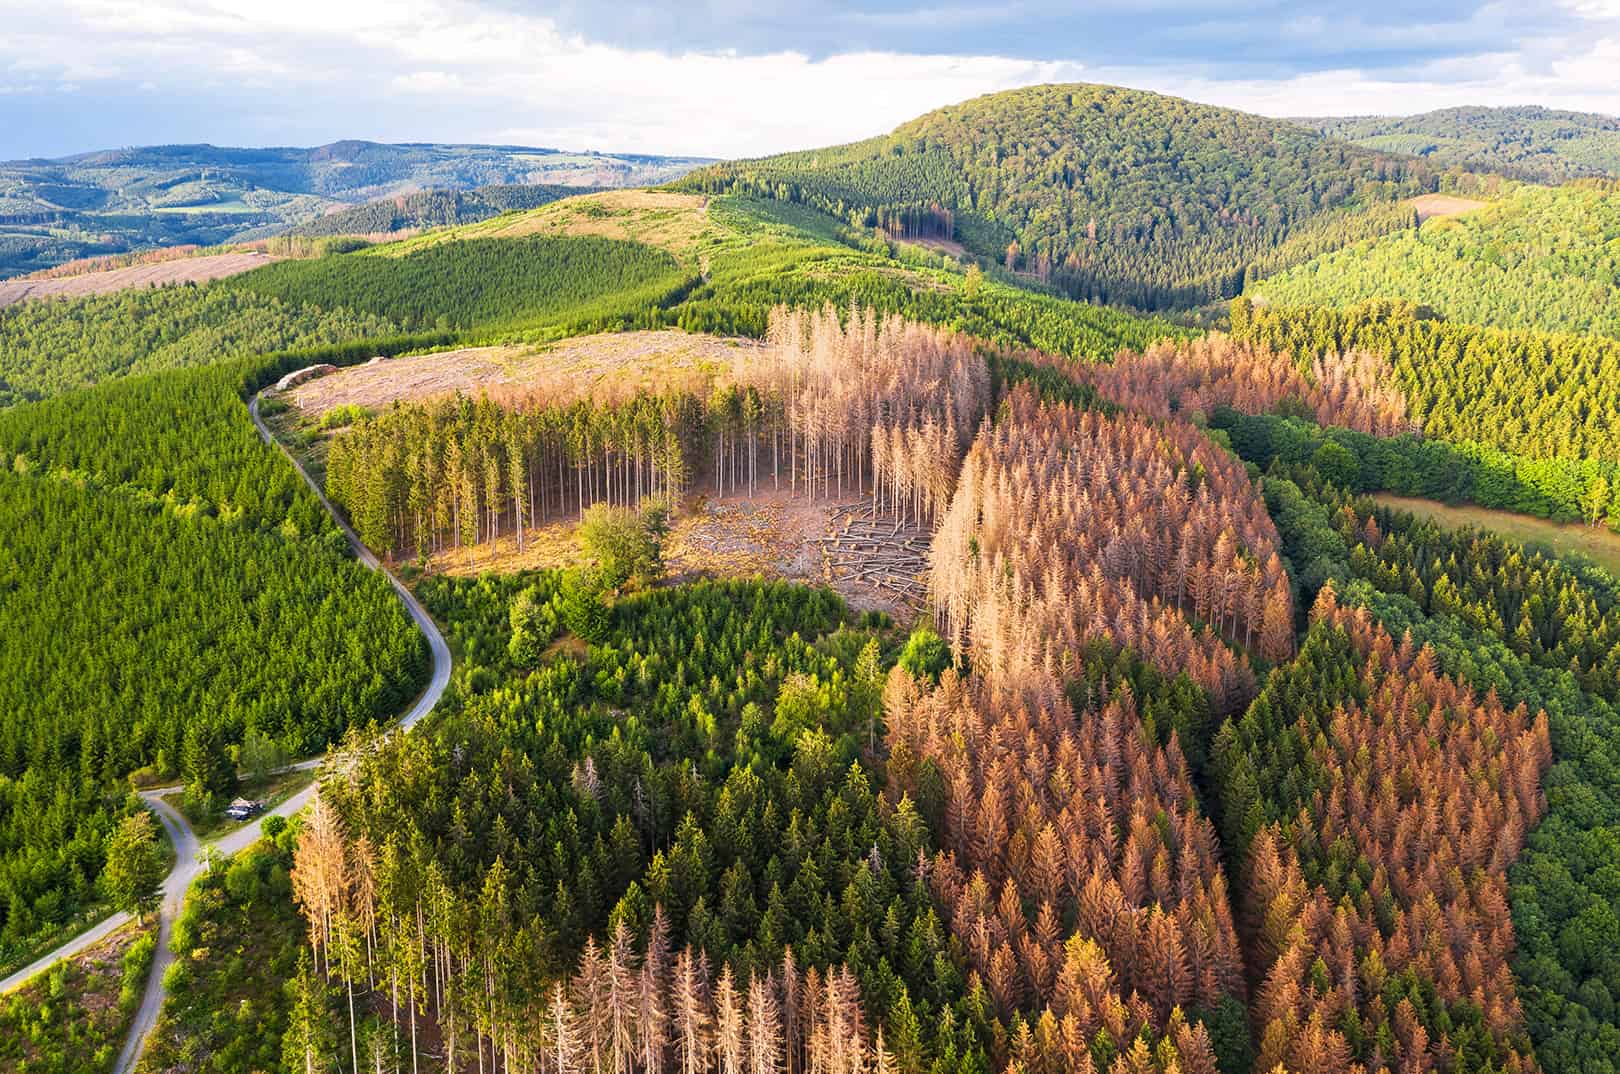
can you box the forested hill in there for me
[678,82,1449,310]
[1299,106,1620,183]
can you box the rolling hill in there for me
[0,141,709,277]
[1300,106,1620,182]
[679,82,1451,310]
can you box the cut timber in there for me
[818,496,932,612]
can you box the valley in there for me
[0,143,709,278]
[1,73,1619,1074]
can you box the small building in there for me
[225,798,265,821]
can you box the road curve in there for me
[0,388,451,1074]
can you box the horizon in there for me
[5,0,1619,160]
[6,88,1616,167]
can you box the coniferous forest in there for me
[5,78,1620,1074]
[680,83,1448,310]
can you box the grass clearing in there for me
[384,189,724,266]
[1373,492,1620,576]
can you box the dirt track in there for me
[0,251,274,308]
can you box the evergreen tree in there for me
[101,810,165,922]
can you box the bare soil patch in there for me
[0,251,275,308]
[288,331,764,417]
[1409,193,1487,222]
[901,235,968,258]
[669,491,929,618]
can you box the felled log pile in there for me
[816,500,930,606]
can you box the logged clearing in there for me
[1374,493,1620,576]
[0,251,275,308]
[289,330,764,416]
[385,190,723,266]
[422,490,926,618]
[901,235,969,258]
[1408,193,1487,221]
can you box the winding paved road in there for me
[0,389,451,1074]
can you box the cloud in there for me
[1,0,1617,160]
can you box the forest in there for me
[225,236,693,335]
[0,347,429,974]
[0,284,396,405]
[0,191,1188,420]
[1252,182,1620,338]
[1162,339,1620,1072]
[1212,402,1620,529]
[10,86,1620,1074]
[1229,297,1620,465]
[40,296,1608,1074]
[680,83,1446,309]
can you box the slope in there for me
[680,82,1446,310]
[1301,106,1620,182]
[1250,180,1620,338]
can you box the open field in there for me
[286,330,763,416]
[1373,493,1620,575]
[0,251,275,308]
[1407,192,1488,221]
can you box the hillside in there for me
[0,141,708,277]
[1301,106,1620,182]
[0,190,1185,407]
[1250,180,1620,337]
[680,82,1448,309]
[13,104,1620,1074]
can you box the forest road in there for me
[0,389,452,1073]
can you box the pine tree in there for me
[284,948,339,1074]
[101,810,165,922]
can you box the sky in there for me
[3,0,1619,161]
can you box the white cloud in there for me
[1,0,1618,157]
